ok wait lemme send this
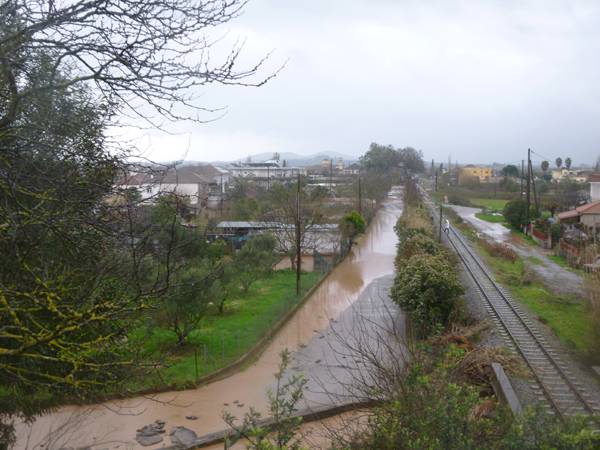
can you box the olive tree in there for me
[0,0,274,443]
[233,234,278,293]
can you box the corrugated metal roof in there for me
[215,221,339,230]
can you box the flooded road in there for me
[15,187,403,450]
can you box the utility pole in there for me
[295,173,301,295]
[357,176,362,215]
[520,160,524,199]
[329,159,333,194]
[434,170,438,192]
[526,149,531,235]
[530,161,539,215]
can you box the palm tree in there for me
[565,157,572,170]
[541,160,549,172]
[555,157,563,169]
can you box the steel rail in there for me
[446,221,598,418]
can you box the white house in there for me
[117,164,229,211]
[551,169,588,183]
[590,173,600,202]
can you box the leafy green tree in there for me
[234,234,278,293]
[501,164,519,177]
[360,143,401,173]
[339,210,366,251]
[503,199,530,229]
[160,262,224,346]
[398,147,425,173]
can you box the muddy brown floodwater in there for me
[14,187,403,450]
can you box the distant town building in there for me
[551,169,588,183]
[227,160,306,182]
[342,162,361,175]
[116,164,229,211]
[459,165,493,184]
[590,173,600,202]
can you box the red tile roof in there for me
[557,199,600,220]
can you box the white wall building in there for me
[228,160,306,180]
[590,174,600,202]
[118,164,229,210]
[551,169,588,183]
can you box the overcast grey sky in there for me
[130,0,600,166]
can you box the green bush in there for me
[550,223,562,245]
[397,233,444,262]
[340,210,366,238]
[394,207,433,242]
[503,199,529,229]
[391,253,464,336]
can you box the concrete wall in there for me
[582,214,600,228]
[591,182,600,202]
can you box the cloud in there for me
[130,0,600,165]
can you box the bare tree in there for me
[262,179,326,294]
[0,0,278,130]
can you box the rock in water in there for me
[135,421,166,446]
[135,433,163,446]
[170,426,198,447]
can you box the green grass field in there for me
[474,212,505,223]
[470,197,509,211]
[476,244,593,353]
[127,269,321,390]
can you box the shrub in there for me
[480,240,518,263]
[447,193,473,207]
[342,347,600,450]
[391,253,464,336]
[397,233,444,263]
[340,210,366,246]
[503,199,529,230]
[394,207,433,242]
[550,223,562,245]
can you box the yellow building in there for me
[459,165,493,184]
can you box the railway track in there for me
[444,220,600,419]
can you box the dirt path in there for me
[449,204,586,297]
